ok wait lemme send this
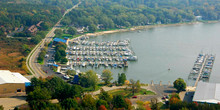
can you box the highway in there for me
[26,2,81,78]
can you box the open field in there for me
[0,37,34,74]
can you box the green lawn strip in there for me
[108,88,155,98]
[83,84,105,92]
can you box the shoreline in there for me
[70,20,220,41]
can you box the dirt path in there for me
[0,97,27,110]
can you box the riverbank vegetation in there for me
[61,0,220,33]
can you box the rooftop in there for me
[193,81,220,104]
[53,38,67,43]
[0,70,30,84]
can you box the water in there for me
[74,22,220,85]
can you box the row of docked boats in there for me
[73,39,130,46]
[66,39,137,68]
[188,53,215,82]
[69,61,128,68]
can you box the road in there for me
[26,2,81,78]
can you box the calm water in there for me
[75,22,220,85]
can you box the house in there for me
[193,81,220,104]
[27,25,38,35]
[0,70,30,94]
[195,16,202,21]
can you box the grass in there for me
[108,88,155,98]
[83,83,105,92]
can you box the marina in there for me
[188,53,215,86]
[56,23,220,85]
[66,36,138,68]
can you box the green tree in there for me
[96,99,109,109]
[26,87,52,110]
[67,27,77,35]
[89,24,97,32]
[101,69,113,85]
[55,51,61,62]
[61,98,79,110]
[61,57,68,64]
[54,29,63,37]
[112,95,127,109]
[173,78,186,92]
[99,88,113,103]
[66,70,76,76]
[40,22,50,31]
[82,94,96,110]
[0,105,3,110]
[118,73,127,85]
[79,70,100,90]
[130,79,141,95]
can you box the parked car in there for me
[132,96,137,98]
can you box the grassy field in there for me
[0,37,34,74]
[108,88,155,98]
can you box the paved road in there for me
[26,2,81,78]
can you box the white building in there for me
[193,81,220,104]
[0,70,30,94]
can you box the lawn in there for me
[83,83,105,92]
[108,88,155,98]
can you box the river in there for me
[74,22,220,85]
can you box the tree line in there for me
[61,0,220,31]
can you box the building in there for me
[27,25,38,35]
[193,81,220,104]
[53,37,69,45]
[0,70,30,94]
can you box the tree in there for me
[98,105,107,110]
[82,94,96,110]
[26,87,52,110]
[96,99,109,109]
[89,24,97,32]
[40,22,50,31]
[55,51,61,62]
[151,98,160,110]
[130,79,141,95]
[101,69,113,85]
[118,73,127,85]
[61,57,68,64]
[173,78,186,92]
[60,98,79,110]
[54,29,63,37]
[79,70,100,90]
[67,27,77,35]
[0,105,3,110]
[98,88,113,103]
[66,70,76,76]
[112,95,127,109]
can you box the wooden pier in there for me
[194,55,208,87]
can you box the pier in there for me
[65,37,138,69]
[194,55,207,87]
[188,53,215,87]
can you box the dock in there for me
[188,53,215,87]
[194,55,207,87]
[65,38,138,68]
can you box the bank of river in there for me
[71,21,220,86]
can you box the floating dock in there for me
[66,38,137,68]
[188,53,215,87]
